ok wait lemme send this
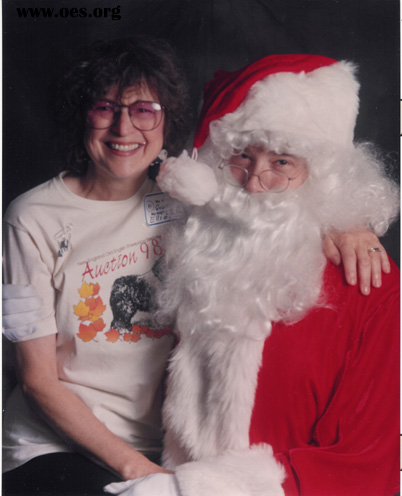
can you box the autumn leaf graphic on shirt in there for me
[74,265,174,344]
[104,328,120,343]
[74,282,106,342]
[77,323,98,342]
[104,322,173,344]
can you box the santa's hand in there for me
[323,228,389,295]
[157,150,218,206]
[2,284,42,342]
[104,474,181,496]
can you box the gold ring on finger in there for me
[368,247,381,254]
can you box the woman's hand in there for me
[323,229,389,295]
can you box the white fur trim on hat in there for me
[211,61,359,149]
[157,150,218,206]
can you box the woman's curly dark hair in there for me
[55,35,192,175]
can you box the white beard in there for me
[158,181,326,468]
[158,181,326,339]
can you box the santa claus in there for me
[105,55,399,496]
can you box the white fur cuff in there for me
[174,444,285,496]
[156,150,218,206]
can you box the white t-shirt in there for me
[3,173,181,472]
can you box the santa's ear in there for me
[157,150,218,206]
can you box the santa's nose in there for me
[245,160,267,193]
[245,174,265,193]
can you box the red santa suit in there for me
[250,259,400,496]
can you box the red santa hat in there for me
[193,54,359,150]
[157,54,361,206]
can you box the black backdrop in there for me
[2,0,400,262]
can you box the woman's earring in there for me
[150,149,167,167]
[158,149,168,161]
[148,149,168,180]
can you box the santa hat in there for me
[157,54,360,205]
[194,54,359,150]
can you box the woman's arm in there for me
[15,334,171,481]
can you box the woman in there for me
[2,39,390,496]
[2,35,191,495]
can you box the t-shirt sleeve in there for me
[3,221,57,340]
[277,294,400,496]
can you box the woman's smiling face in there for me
[84,83,165,184]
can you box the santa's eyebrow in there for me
[270,152,292,157]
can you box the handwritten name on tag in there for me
[144,192,185,226]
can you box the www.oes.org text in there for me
[16,5,121,20]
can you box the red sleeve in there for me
[250,262,400,496]
[282,293,399,495]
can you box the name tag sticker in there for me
[144,192,185,226]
